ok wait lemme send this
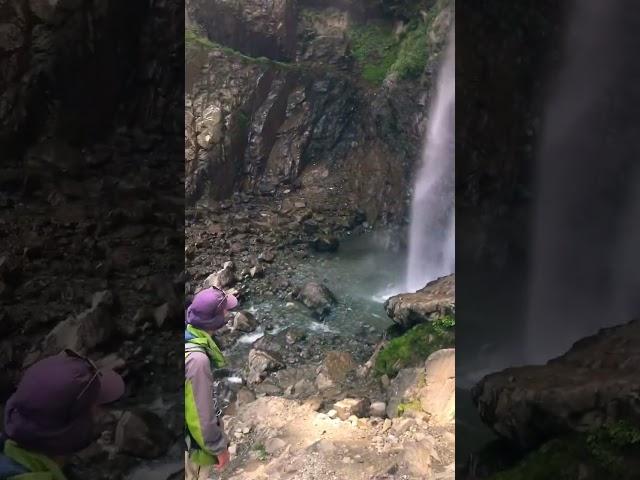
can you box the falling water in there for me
[526,0,640,362]
[406,30,455,292]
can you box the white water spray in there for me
[406,30,455,292]
[526,0,640,362]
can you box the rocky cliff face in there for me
[185,0,453,225]
[466,319,640,479]
[455,0,568,267]
[472,319,640,450]
[187,0,298,61]
[1,1,184,478]
[1,0,182,159]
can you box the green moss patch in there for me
[347,2,448,86]
[185,27,217,50]
[488,437,592,480]
[375,314,455,378]
[397,399,423,416]
[586,421,640,473]
[252,442,268,461]
[489,423,640,480]
[390,20,428,79]
[348,23,400,86]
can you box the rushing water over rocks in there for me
[221,232,405,371]
[406,30,455,293]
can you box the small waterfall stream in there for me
[406,30,455,292]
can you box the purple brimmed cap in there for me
[3,351,125,455]
[186,287,238,331]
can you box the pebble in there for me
[327,409,337,419]
[382,419,392,433]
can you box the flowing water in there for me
[221,231,406,370]
[406,30,455,292]
[149,27,458,480]
[525,0,640,363]
[457,0,640,466]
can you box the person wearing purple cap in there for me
[0,349,125,479]
[184,286,238,479]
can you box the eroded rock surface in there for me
[472,320,640,449]
[385,274,455,329]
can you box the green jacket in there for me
[184,325,227,466]
[0,439,66,480]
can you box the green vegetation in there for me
[376,0,431,20]
[185,27,293,69]
[390,20,428,79]
[586,421,640,472]
[348,24,400,85]
[397,399,422,416]
[252,443,268,461]
[348,17,432,86]
[489,437,591,480]
[489,422,640,480]
[185,27,217,50]
[374,314,455,378]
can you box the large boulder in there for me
[333,398,369,420]
[187,0,297,61]
[115,409,172,459]
[296,281,336,318]
[203,264,236,289]
[385,348,455,422]
[385,274,455,329]
[42,292,116,356]
[402,440,435,477]
[315,350,356,391]
[247,348,285,385]
[419,349,455,424]
[472,320,640,450]
[386,367,423,419]
[232,310,259,333]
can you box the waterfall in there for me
[526,0,640,362]
[406,30,455,292]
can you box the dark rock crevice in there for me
[187,0,298,61]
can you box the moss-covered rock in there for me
[375,314,454,378]
[348,23,399,85]
[385,274,455,330]
[488,423,640,480]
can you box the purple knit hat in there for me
[186,287,238,331]
[3,351,124,456]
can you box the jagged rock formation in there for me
[1,0,182,159]
[185,0,453,225]
[385,274,455,329]
[0,1,184,479]
[187,0,298,61]
[472,319,640,450]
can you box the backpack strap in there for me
[0,440,30,480]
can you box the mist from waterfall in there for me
[406,30,455,293]
[526,0,640,363]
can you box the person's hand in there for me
[215,449,230,471]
